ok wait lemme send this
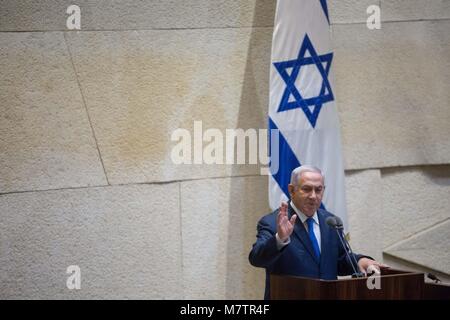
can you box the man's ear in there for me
[287,184,294,197]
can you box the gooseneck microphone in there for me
[427,273,442,283]
[326,216,365,278]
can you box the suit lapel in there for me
[289,204,320,265]
[318,209,331,268]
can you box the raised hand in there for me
[277,202,297,242]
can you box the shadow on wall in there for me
[422,166,450,187]
[383,253,450,283]
[382,165,450,187]
[225,0,275,299]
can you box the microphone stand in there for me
[327,217,364,278]
[334,225,364,278]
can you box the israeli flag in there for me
[268,0,348,229]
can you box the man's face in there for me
[289,171,324,217]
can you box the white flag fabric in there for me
[268,0,348,230]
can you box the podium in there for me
[270,269,450,299]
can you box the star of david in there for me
[273,34,334,128]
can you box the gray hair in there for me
[290,165,325,186]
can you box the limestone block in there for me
[0,32,107,193]
[329,0,379,24]
[329,0,450,24]
[333,20,450,170]
[0,0,276,31]
[384,219,450,275]
[380,166,450,249]
[382,0,450,21]
[180,176,269,299]
[345,169,383,261]
[65,28,272,184]
[0,183,182,299]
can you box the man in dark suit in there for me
[249,165,386,299]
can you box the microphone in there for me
[326,216,343,229]
[326,216,364,278]
[427,273,442,283]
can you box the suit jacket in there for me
[249,204,368,299]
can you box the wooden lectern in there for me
[270,269,450,299]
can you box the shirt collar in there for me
[290,200,319,225]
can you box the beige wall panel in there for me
[384,219,450,275]
[329,0,450,25]
[0,32,107,193]
[329,0,380,24]
[65,28,272,184]
[380,166,450,249]
[0,184,182,299]
[382,0,450,21]
[0,0,276,31]
[333,21,450,169]
[180,176,268,299]
[345,169,383,261]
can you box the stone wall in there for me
[1,0,449,299]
